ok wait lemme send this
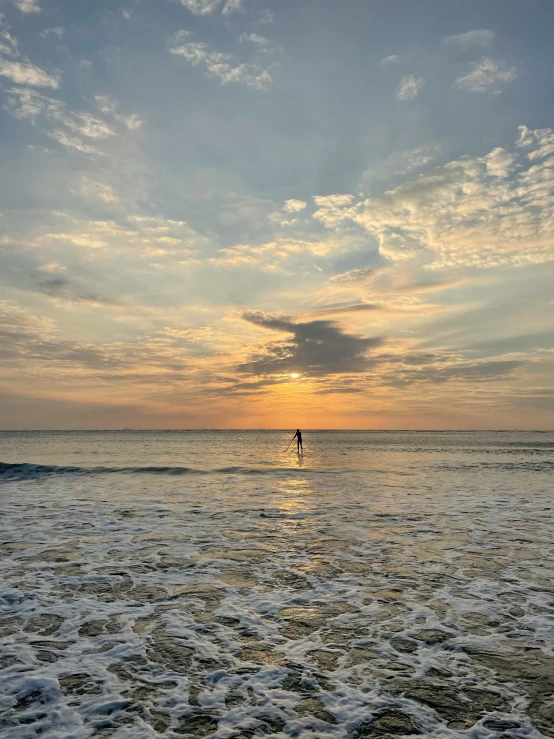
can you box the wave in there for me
[437,460,554,472]
[0,462,346,482]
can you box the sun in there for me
[290,373,300,379]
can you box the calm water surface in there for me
[0,431,553,738]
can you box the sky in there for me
[0,0,553,430]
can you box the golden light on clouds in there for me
[0,2,553,430]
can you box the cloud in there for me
[33,277,121,306]
[442,29,496,48]
[40,27,65,39]
[95,95,143,130]
[48,130,101,155]
[282,199,307,213]
[380,55,400,66]
[177,0,242,15]
[396,74,424,100]
[0,58,59,88]
[310,303,381,316]
[222,0,243,14]
[178,0,221,14]
[456,57,517,93]
[169,36,272,89]
[485,146,516,177]
[0,300,191,380]
[0,30,19,57]
[5,87,59,120]
[24,215,207,265]
[239,33,269,49]
[35,277,71,296]
[211,233,352,271]
[75,177,120,204]
[312,127,554,269]
[385,360,522,387]
[329,268,376,285]
[360,144,440,190]
[234,312,523,391]
[312,194,356,228]
[238,311,383,376]
[517,125,554,161]
[62,112,114,139]
[12,0,40,13]
[36,230,109,248]
[5,88,116,155]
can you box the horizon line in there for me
[0,428,552,433]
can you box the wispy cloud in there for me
[178,0,242,15]
[75,177,120,204]
[95,95,143,130]
[40,27,66,39]
[0,25,60,98]
[169,34,272,89]
[5,86,60,120]
[5,88,119,155]
[360,144,440,190]
[456,57,517,93]
[0,30,19,57]
[12,0,40,13]
[48,130,100,154]
[178,0,221,15]
[222,0,243,14]
[239,33,269,49]
[442,29,496,48]
[0,58,59,88]
[396,74,424,100]
[380,54,400,66]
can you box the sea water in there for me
[0,430,553,738]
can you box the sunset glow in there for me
[0,1,553,429]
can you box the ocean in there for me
[0,430,553,738]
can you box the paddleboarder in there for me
[292,429,303,453]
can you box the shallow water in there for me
[0,431,553,738]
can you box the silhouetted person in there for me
[292,429,303,453]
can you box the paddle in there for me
[284,436,295,452]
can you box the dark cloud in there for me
[0,307,186,374]
[0,329,121,369]
[314,386,363,394]
[36,277,71,296]
[208,378,283,397]
[239,311,383,376]
[78,294,121,306]
[466,331,554,356]
[35,277,121,306]
[378,352,442,365]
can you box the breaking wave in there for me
[0,461,349,482]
